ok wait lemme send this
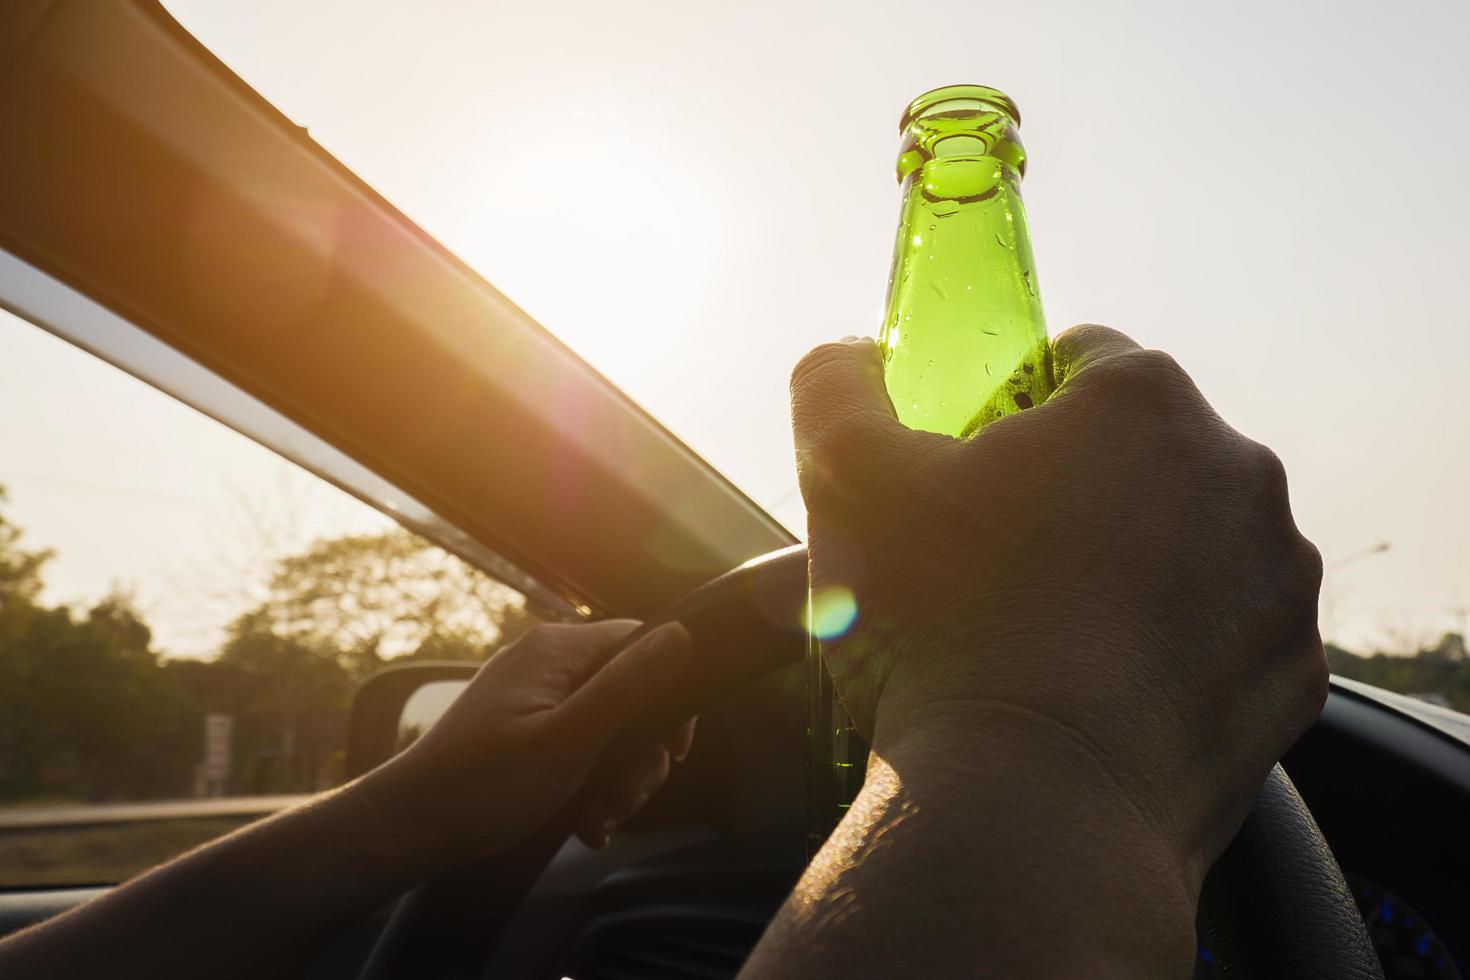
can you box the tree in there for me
[215,612,352,794]
[206,528,536,792]
[0,485,52,640]
[237,528,534,680]
[1328,633,1470,714]
[0,487,539,801]
[0,591,198,802]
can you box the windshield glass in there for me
[123,3,1470,698]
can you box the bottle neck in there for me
[878,97,1047,438]
[896,105,1026,189]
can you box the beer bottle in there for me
[810,85,1052,848]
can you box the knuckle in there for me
[1064,354,1131,396]
[790,341,860,397]
[523,623,564,644]
[1253,445,1289,492]
[1052,322,1129,359]
[1296,536,1324,587]
[1131,348,1189,385]
[1126,349,1210,418]
[1051,323,1141,386]
[1065,347,1196,412]
[499,624,549,656]
[1134,348,1181,379]
[1298,635,1331,718]
[791,344,875,458]
[519,621,592,655]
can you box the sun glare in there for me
[436,118,732,415]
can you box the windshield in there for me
[37,3,1470,676]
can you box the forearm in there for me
[741,721,1200,979]
[0,778,418,979]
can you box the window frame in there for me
[0,248,577,622]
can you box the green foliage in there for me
[203,528,534,793]
[0,593,199,802]
[232,528,534,680]
[0,486,52,642]
[1327,633,1470,713]
[0,487,536,802]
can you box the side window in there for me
[0,311,535,887]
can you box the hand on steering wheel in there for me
[355,620,698,873]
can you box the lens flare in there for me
[805,585,858,639]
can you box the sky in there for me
[0,310,395,656]
[2,0,1468,655]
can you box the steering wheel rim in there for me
[358,545,1382,980]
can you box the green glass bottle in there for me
[879,84,1051,437]
[809,85,1052,851]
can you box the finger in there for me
[553,620,642,691]
[574,736,671,848]
[790,336,898,443]
[1049,323,1143,389]
[552,621,693,747]
[661,716,698,762]
[789,337,905,502]
[500,619,643,693]
[497,619,641,668]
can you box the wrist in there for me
[345,755,450,877]
[865,705,1202,975]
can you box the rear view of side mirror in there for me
[345,663,476,778]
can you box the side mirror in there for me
[345,662,476,778]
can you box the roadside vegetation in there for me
[1328,635,1469,714]
[0,485,532,806]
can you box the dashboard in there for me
[1350,877,1462,979]
[1282,681,1469,980]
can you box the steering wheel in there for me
[358,545,1383,980]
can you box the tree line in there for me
[1328,633,1469,713]
[1,482,1466,806]
[0,486,532,804]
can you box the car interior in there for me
[1,3,1467,979]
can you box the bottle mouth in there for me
[900,85,1022,131]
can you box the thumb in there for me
[789,337,903,504]
[552,622,693,747]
